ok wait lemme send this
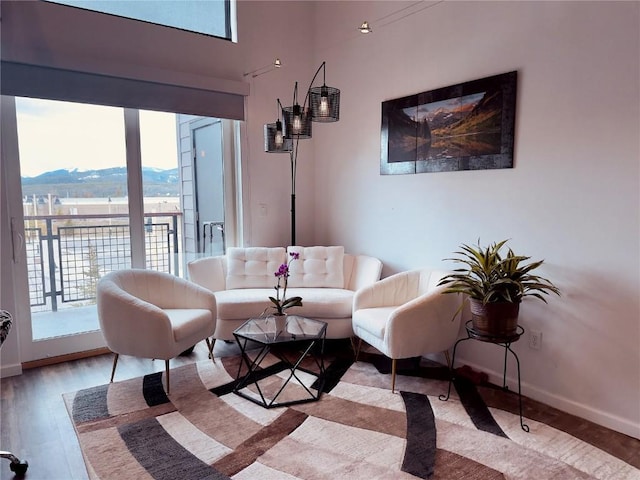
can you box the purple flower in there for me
[275,263,289,278]
[290,252,300,260]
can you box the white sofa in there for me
[187,246,383,341]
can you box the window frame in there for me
[42,0,234,41]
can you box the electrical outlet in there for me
[529,330,542,350]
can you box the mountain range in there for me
[21,167,179,198]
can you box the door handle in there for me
[11,217,24,262]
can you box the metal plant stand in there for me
[440,320,529,432]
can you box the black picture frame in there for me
[380,71,517,175]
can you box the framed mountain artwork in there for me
[380,71,517,175]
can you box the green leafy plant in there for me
[438,239,560,304]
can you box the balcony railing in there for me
[24,213,182,313]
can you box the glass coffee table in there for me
[232,315,327,408]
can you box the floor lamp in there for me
[264,61,340,245]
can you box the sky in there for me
[408,92,485,122]
[15,97,179,177]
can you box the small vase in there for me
[274,313,287,335]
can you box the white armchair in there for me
[97,269,217,394]
[352,269,462,392]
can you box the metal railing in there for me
[24,213,182,313]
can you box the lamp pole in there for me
[290,149,296,245]
[291,192,296,245]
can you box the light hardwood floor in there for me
[0,341,240,480]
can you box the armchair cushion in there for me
[353,306,396,339]
[164,309,216,342]
[287,245,344,288]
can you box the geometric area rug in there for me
[63,350,640,480]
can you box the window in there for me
[10,97,235,339]
[45,0,233,40]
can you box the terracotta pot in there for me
[470,299,520,336]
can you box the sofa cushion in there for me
[215,289,274,319]
[215,288,354,320]
[287,246,344,288]
[285,288,353,318]
[226,247,286,289]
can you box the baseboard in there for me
[21,347,110,369]
[1,362,23,378]
[459,358,640,440]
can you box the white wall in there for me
[309,1,640,438]
[235,2,318,248]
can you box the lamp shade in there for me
[282,104,312,139]
[264,122,293,153]
[309,85,340,122]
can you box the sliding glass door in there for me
[4,97,130,359]
[1,96,236,363]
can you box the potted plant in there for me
[438,239,560,336]
[259,252,304,335]
[269,251,303,316]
